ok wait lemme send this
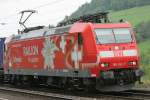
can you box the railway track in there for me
[97,89,150,100]
[0,85,150,100]
[0,86,85,100]
[122,89,150,99]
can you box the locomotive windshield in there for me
[94,28,132,44]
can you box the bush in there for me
[135,21,150,42]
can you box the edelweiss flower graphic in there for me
[60,36,66,53]
[42,37,59,70]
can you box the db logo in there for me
[114,50,123,57]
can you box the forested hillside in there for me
[71,0,150,18]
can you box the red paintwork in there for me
[4,22,139,78]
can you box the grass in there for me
[110,5,150,26]
[138,40,150,81]
[133,40,150,88]
[139,40,150,55]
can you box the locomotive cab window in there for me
[94,28,133,44]
[113,28,132,43]
[94,29,115,44]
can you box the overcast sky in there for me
[0,0,91,37]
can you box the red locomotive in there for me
[3,11,143,91]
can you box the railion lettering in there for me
[23,46,39,56]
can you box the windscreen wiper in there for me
[95,35,101,44]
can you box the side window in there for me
[78,33,83,45]
[43,31,47,36]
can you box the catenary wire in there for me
[0,0,66,21]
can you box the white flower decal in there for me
[42,37,59,70]
[60,36,66,53]
[71,43,82,69]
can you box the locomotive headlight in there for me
[128,61,137,66]
[101,63,109,68]
[101,63,105,67]
[132,61,136,65]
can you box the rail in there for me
[0,85,150,100]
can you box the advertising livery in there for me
[3,11,143,91]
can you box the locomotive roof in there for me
[9,24,73,41]
[93,22,132,28]
[8,22,131,42]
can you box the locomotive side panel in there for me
[4,33,91,77]
[7,38,44,70]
